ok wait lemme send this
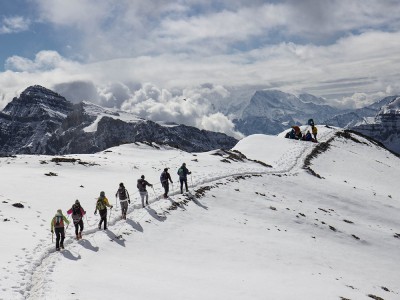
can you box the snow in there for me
[82,101,144,132]
[0,126,400,300]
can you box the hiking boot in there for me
[76,235,79,240]
[98,224,101,230]
[79,232,82,239]
[56,247,60,251]
[104,227,107,230]
[60,245,64,249]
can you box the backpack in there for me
[177,168,184,176]
[160,172,167,183]
[307,119,314,126]
[72,204,81,215]
[54,215,63,227]
[137,179,146,192]
[118,188,127,200]
[96,197,106,210]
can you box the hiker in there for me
[67,200,86,240]
[291,126,302,140]
[160,168,173,198]
[116,183,130,220]
[177,163,191,194]
[50,209,70,251]
[312,125,318,142]
[94,191,113,230]
[303,130,313,142]
[137,175,153,208]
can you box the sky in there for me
[1,126,399,299]
[1,0,400,127]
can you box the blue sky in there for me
[1,0,400,131]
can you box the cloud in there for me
[119,82,242,138]
[0,16,30,34]
[199,113,244,139]
[1,1,400,129]
[5,50,77,72]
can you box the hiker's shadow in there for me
[190,195,208,210]
[105,229,126,247]
[78,239,99,252]
[126,219,144,232]
[146,206,167,222]
[61,249,81,261]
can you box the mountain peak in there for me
[3,85,73,119]
[21,85,62,99]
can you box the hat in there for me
[75,199,80,204]
[56,209,62,215]
[100,191,105,197]
[182,163,186,166]
[164,168,169,171]
[141,175,145,179]
[119,182,124,187]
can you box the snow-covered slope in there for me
[0,126,399,300]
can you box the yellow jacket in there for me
[312,126,318,134]
[95,196,112,212]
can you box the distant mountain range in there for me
[232,90,400,154]
[1,85,399,155]
[0,86,237,155]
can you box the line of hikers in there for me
[50,163,192,251]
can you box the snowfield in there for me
[0,125,399,300]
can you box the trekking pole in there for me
[52,232,53,243]
[115,196,118,209]
[109,207,112,222]
[190,174,193,189]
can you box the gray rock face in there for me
[0,86,237,154]
[0,85,73,154]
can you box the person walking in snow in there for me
[160,168,173,198]
[116,183,130,219]
[137,175,153,208]
[177,163,191,194]
[94,191,113,230]
[67,200,86,240]
[50,209,70,251]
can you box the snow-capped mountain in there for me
[1,126,399,299]
[324,96,400,154]
[0,86,237,154]
[0,85,74,154]
[324,96,397,128]
[233,90,341,135]
[349,96,400,154]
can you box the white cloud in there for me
[5,51,78,72]
[0,16,30,34]
[1,1,400,127]
[199,113,244,139]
